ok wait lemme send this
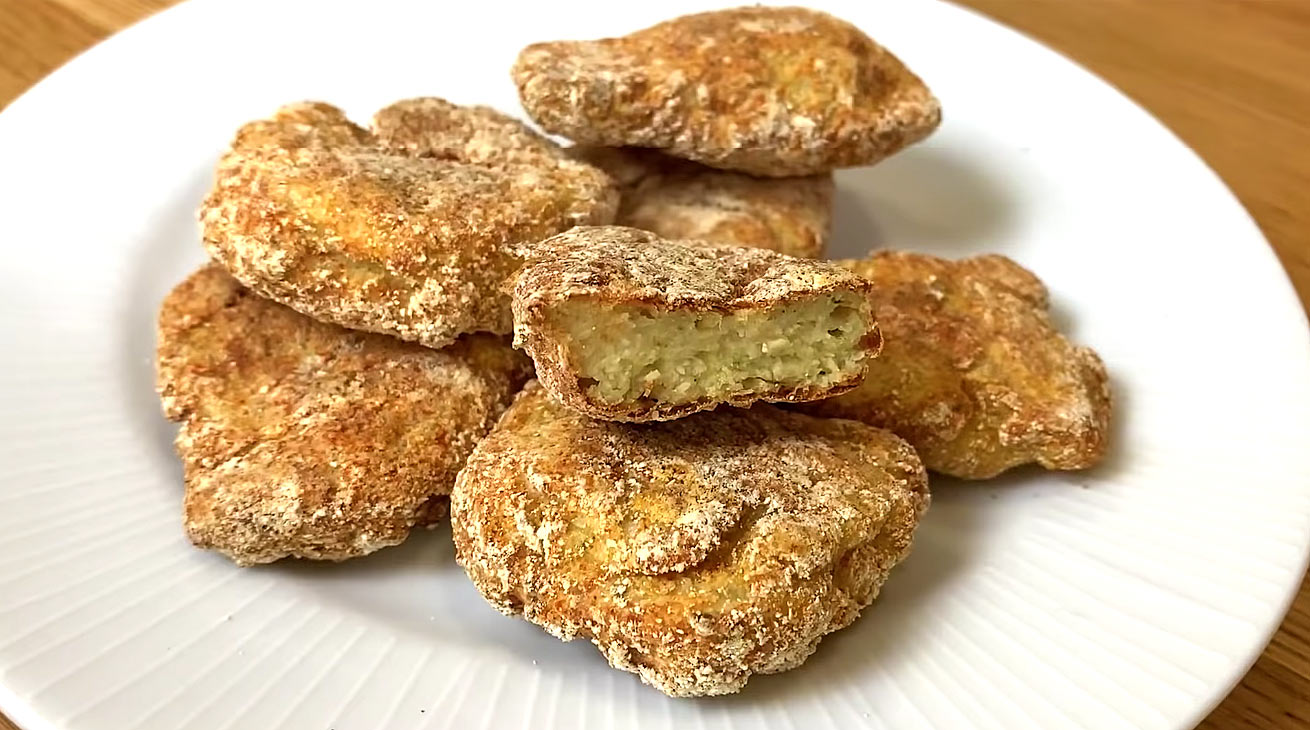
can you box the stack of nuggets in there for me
[163,96,608,563]
[453,5,946,695]
[156,4,1112,698]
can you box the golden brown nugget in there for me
[570,146,833,257]
[510,226,881,422]
[372,97,564,165]
[200,98,617,349]
[798,251,1111,479]
[157,264,534,565]
[452,382,928,696]
[513,6,941,177]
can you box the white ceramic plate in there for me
[2,1,1309,728]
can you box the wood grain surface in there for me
[1,1,1307,728]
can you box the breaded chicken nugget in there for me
[569,146,833,257]
[157,264,533,565]
[798,252,1111,479]
[372,97,563,165]
[452,382,928,696]
[513,6,941,177]
[510,226,880,422]
[201,98,617,348]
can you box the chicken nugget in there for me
[798,251,1111,479]
[229,101,373,151]
[510,226,881,422]
[513,6,941,177]
[452,382,928,696]
[200,98,618,349]
[372,96,563,165]
[569,146,833,257]
[157,264,533,565]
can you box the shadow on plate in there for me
[829,145,1017,259]
[250,474,1002,684]
[703,484,988,706]
[262,522,602,668]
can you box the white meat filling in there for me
[556,293,869,405]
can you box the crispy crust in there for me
[157,264,534,565]
[569,146,833,257]
[200,99,618,348]
[798,252,1111,479]
[371,96,567,165]
[513,6,941,176]
[451,382,928,696]
[509,226,880,422]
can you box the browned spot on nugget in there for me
[452,382,928,696]
[798,251,1111,479]
[513,6,940,176]
[157,264,534,565]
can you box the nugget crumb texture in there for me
[452,383,928,696]
[513,6,941,176]
[570,146,833,257]
[200,98,618,348]
[799,251,1111,479]
[511,226,880,422]
[157,264,534,565]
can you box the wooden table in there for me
[1,1,1307,728]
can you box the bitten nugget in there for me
[570,146,833,257]
[510,226,881,422]
[513,6,941,176]
[452,382,928,696]
[200,98,617,348]
[156,264,533,565]
[798,252,1111,479]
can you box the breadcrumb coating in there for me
[513,6,940,176]
[200,98,618,348]
[452,382,928,695]
[798,251,1111,479]
[156,264,533,565]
